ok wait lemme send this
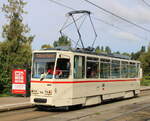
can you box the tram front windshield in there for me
[32,53,70,79]
[32,53,56,79]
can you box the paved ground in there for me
[0,97,32,112]
[0,86,150,112]
[0,97,30,105]
[0,89,150,121]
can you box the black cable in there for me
[49,0,76,11]
[84,0,150,33]
[48,0,149,43]
[142,0,150,7]
[49,0,85,48]
[93,16,148,41]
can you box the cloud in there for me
[113,31,140,41]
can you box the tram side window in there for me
[56,58,70,79]
[128,62,137,78]
[111,60,120,78]
[121,61,128,78]
[100,59,110,78]
[86,57,99,78]
[74,56,85,79]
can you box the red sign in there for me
[12,69,26,94]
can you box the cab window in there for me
[55,58,70,79]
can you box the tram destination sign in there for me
[34,53,56,59]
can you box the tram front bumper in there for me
[31,96,74,107]
[30,96,54,106]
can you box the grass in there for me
[141,76,150,86]
[0,93,11,97]
[95,112,101,115]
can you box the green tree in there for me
[122,52,130,57]
[53,36,71,47]
[95,46,101,54]
[101,46,104,52]
[141,46,146,53]
[114,51,120,54]
[131,46,146,60]
[139,47,150,76]
[105,46,111,54]
[0,0,34,94]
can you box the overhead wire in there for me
[49,0,98,48]
[84,0,150,33]
[49,0,76,11]
[142,0,150,7]
[49,0,83,48]
[93,16,148,41]
[48,0,149,42]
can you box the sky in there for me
[0,0,150,53]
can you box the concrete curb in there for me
[141,88,150,91]
[0,102,34,113]
[140,87,150,91]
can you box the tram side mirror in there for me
[40,77,44,81]
[40,73,46,81]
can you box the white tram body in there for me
[30,48,141,107]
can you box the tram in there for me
[30,47,141,108]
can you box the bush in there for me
[141,76,150,86]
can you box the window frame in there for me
[100,58,111,79]
[73,55,85,79]
[111,59,121,78]
[86,56,99,79]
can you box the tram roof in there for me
[40,46,131,60]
